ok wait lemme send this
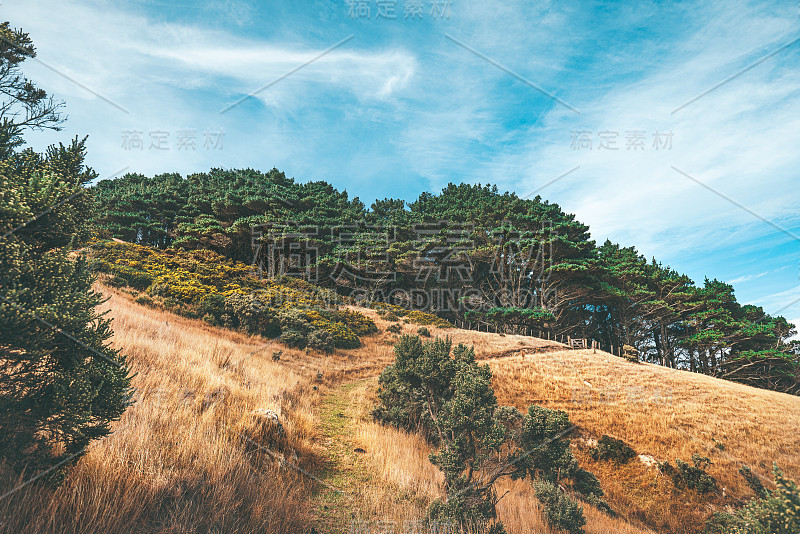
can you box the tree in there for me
[0,22,65,158]
[0,22,131,481]
[374,336,607,533]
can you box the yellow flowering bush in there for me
[90,240,372,349]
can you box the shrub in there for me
[740,465,769,498]
[590,435,636,463]
[661,454,717,494]
[315,320,361,349]
[374,336,604,534]
[586,492,614,516]
[333,308,378,336]
[572,467,603,499]
[134,293,154,306]
[307,329,334,352]
[199,292,226,320]
[227,293,280,337]
[387,323,402,334]
[279,329,307,349]
[534,480,586,534]
[705,464,799,534]
[384,312,400,322]
[109,264,153,290]
[417,326,431,337]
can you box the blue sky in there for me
[6,0,800,329]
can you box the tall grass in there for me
[0,287,316,533]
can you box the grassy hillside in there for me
[4,284,798,533]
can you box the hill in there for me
[3,284,798,534]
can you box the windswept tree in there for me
[0,22,64,158]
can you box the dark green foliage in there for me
[533,480,586,534]
[661,454,717,494]
[590,435,637,463]
[0,136,132,480]
[224,293,280,337]
[307,329,334,352]
[417,326,431,337]
[279,329,306,349]
[705,464,799,534]
[386,323,402,334]
[373,336,604,533]
[740,465,769,499]
[572,468,603,500]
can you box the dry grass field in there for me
[2,288,798,533]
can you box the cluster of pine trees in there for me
[93,169,799,395]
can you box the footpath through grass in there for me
[311,381,373,533]
[309,378,433,533]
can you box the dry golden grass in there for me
[488,350,800,533]
[0,286,320,533]
[4,291,797,534]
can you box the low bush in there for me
[92,241,389,352]
[417,326,431,337]
[279,329,307,349]
[660,454,717,494]
[333,308,378,336]
[739,464,769,498]
[387,323,402,334]
[307,329,334,352]
[134,293,154,306]
[590,435,637,463]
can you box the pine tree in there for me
[0,21,132,481]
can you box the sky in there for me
[5,0,800,330]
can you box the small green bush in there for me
[308,329,334,352]
[585,492,614,516]
[387,323,402,334]
[134,293,154,306]
[590,435,636,463]
[333,308,378,336]
[534,480,586,534]
[279,329,307,349]
[661,454,717,494]
[384,312,400,322]
[572,467,602,499]
[740,465,769,498]
[705,464,799,534]
[417,326,431,337]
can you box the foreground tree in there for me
[374,336,608,533]
[0,21,131,480]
